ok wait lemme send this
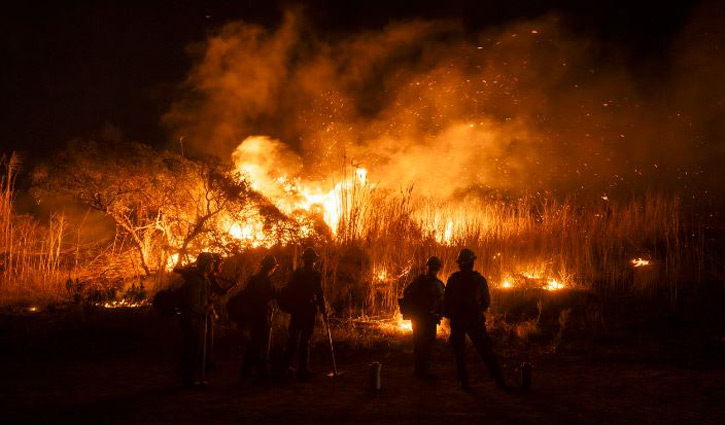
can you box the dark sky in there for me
[0,0,700,158]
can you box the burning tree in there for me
[32,141,303,280]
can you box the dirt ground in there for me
[2,306,724,425]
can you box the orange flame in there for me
[230,136,371,239]
[631,258,650,268]
[96,299,148,309]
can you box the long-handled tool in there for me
[265,310,274,366]
[200,312,209,383]
[325,317,342,377]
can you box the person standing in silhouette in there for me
[444,248,505,391]
[239,255,278,384]
[283,247,327,380]
[402,256,445,380]
[179,252,214,388]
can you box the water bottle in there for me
[369,361,382,391]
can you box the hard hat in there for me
[426,256,443,268]
[456,248,477,264]
[301,247,319,260]
[260,255,278,269]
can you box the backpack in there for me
[155,266,197,317]
[153,285,183,317]
[226,287,251,325]
[279,269,319,315]
[398,295,415,320]
[398,276,429,320]
[277,284,296,314]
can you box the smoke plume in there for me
[164,5,724,199]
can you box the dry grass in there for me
[1,155,67,305]
[315,178,694,316]
[0,154,703,318]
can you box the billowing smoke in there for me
[164,5,724,199]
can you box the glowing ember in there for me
[396,318,413,333]
[381,314,451,336]
[631,258,650,267]
[501,266,570,291]
[354,313,415,335]
[375,268,389,282]
[379,312,413,334]
[96,299,148,309]
[544,278,565,291]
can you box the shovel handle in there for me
[325,318,338,376]
[201,313,208,381]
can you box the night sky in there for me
[0,0,700,158]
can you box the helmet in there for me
[260,255,278,270]
[196,252,215,269]
[456,248,476,264]
[426,256,443,268]
[301,247,319,260]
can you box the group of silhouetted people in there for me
[400,248,505,390]
[172,246,505,392]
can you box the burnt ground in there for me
[2,306,724,425]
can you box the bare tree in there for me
[32,141,276,276]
